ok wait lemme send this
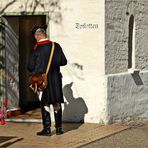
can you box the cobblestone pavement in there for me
[0,122,128,148]
[80,124,148,148]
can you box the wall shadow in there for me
[0,0,62,24]
[131,73,143,85]
[62,82,88,132]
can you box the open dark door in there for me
[19,16,46,111]
[4,15,46,112]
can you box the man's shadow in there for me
[62,82,88,132]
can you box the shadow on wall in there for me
[131,73,144,85]
[62,82,88,123]
[0,0,62,24]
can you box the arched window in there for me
[128,14,135,69]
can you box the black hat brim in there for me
[31,24,48,36]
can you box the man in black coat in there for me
[27,25,67,136]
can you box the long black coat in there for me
[27,41,67,105]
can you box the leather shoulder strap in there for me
[45,42,55,75]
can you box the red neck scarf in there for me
[33,40,51,50]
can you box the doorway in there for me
[4,15,46,112]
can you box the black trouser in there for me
[41,104,62,129]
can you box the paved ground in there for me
[1,109,148,148]
[0,122,128,148]
[80,124,148,148]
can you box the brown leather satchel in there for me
[29,42,55,93]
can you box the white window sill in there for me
[128,68,140,74]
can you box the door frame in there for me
[1,12,50,37]
[0,12,49,114]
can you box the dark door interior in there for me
[4,15,46,112]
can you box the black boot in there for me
[37,127,51,136]
[54,104,64,135]
[37,106,51,136]
[56,127,64,135]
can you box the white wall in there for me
[0,0,107,123]
[50,0,107,123]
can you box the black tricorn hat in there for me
[31,24,48,36]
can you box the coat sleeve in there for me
[27,50,36,72]
[57,43,67,66]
